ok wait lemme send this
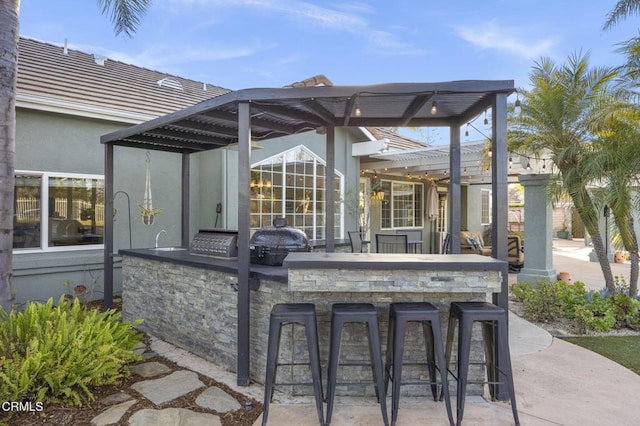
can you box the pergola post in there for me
[491,92,511,401]
[103,143,114,310]
[181,153,190,247]
[237,101,251,386]
[325,124,335,251]
[449,125,462,253]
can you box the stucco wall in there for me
[13,109,186,305]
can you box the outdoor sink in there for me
[153,247,187,252]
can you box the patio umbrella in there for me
[426,181,438,221]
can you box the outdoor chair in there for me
[348,231,364,253]
[376,234,408,254]
[395,229,423,253]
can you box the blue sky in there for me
[19,1,639,92]
[17,0,639,145]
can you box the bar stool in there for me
[325,303,389,426]
[262,303,324,426]
[384,302,454,426]
[443,302,520,426]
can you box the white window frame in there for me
[250,145,345,239]
[380,179,424,230]
[14,170,105,253]
[481,189,492,226]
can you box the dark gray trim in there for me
[236,102,251,386]
[449,126,462,253]
[325,124,335,252]
[103,143,114,310]
[182,153,190,247]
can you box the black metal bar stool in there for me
[443,302,520,426]
[262,303,324,426]
[325,303,389,426]
[384,302,454,426]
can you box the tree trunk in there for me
[0,0,20,314]
[571,187,615,291]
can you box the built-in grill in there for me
[190,229,238,258]
[249,218,311,266]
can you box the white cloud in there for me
[165,0,423,55]
[453,20,557,60]
[84,40,273,72]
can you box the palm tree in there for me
[509,52,620,292]
[0,0,151,313]
[604,0,640,30]
[588,117,640,297]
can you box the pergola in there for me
[101,80,515,385]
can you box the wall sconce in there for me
[371,191,385,201]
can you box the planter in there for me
[558,271,572,283]
[614,252,626,263]
[142,214,155,225]
[557,230,569,239]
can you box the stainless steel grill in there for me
[190,230,238,257]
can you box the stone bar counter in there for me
[120,248,505,400]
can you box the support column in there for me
[517,174,556,284]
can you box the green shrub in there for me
[509,282,532,302]
[573,292,616,333]
[556,280,587,318]
[0,297,143,406]
[608,293,640,328]
[522,280,564,323]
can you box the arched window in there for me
[250,145,344,240]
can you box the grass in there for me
[561,335,640,375]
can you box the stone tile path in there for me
[89,343,241,426]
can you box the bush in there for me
[608,293,640,329]
[522,280,564,323]
[574,293,616,333]
[0,297,143,406]
[509,282,532,302]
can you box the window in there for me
[14,171,104,251]
[481,189,492,225]
[380,180,423,229]
[250,146,343,239]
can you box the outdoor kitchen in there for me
[105,81,514,402]
[119,217,505,399]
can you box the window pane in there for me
[14,175,42,249]
[250,147,342,240]
[392,183,414,228]
[48,177,104,247]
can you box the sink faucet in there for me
[155,230,168,248]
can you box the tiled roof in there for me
[16,37,230,121]
[368,127,429,150]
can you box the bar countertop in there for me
[283,251,507,271]
[119,248,288,283]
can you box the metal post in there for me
[491,92,510,401]
[182,153,190,247]
[237,102,251,386]
[449,125,461,253]
[325,124,335,251]
[103,143,114,310]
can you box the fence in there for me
[15,197,105,223]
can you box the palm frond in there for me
[97,0,151,37]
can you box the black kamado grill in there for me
[249,218,311,266]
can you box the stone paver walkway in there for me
[89,344,242,426]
